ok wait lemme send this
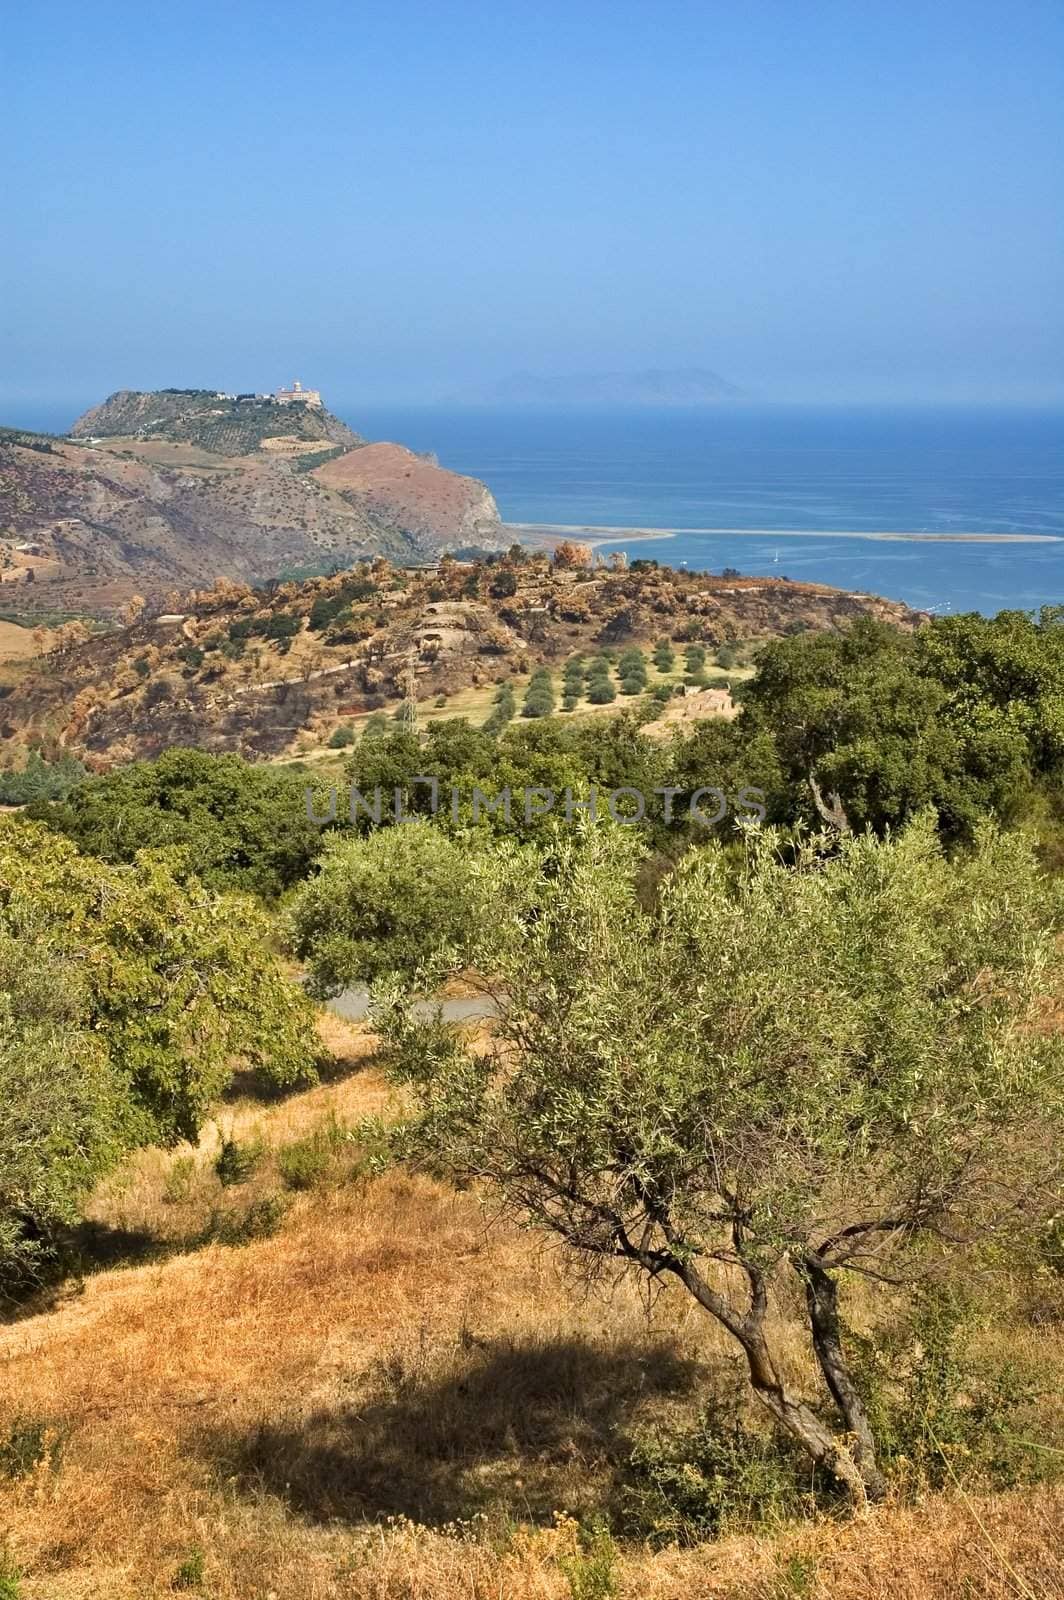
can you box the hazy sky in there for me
[4,0,1062,416]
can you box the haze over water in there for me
[344,405,1064,618]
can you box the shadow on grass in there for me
[202,1331,706,1526]
[1,1202,286,1324]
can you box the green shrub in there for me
[278,1122,346,1191]
[621,1404,813,1545]
[0,752,87,806]
[586,679,616,705]
[0,1548,21,1600]
[214,1134,265,1188]
[849,1289,1052,1492]
[328,725,357,749]
[522,671,556,718]
[559,1516,618,1600]
[171,1546,205,1590]
[202,1195,286,1247]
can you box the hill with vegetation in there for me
[0,394,504,617]
[70,387,363,454]
[0,552,922,764]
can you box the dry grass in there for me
[0,1013,1061,1598]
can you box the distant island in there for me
[465,366,743,406]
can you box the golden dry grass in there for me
[0,1012,1061,1599]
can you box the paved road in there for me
[324,986,498,1023]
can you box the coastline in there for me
[507,523,1062,546]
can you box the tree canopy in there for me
[286,821,479,997]
[377,817,1064,1500]
[32,747,329,898]
[0,820,320,1149]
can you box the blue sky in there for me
[4,0,1062,416]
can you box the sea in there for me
[20,401,1064,617]
[344,404,1064,618]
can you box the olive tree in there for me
[376,818,1064,1502]
[287,821,479,997]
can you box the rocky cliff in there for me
[313,442,501,548]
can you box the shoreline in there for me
[507,522,1062,546]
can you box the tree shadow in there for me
[202,1330,707,1526]
[0,1219,166,1323]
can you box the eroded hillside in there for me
[0,393,504,616]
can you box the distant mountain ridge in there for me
[469,367,743,406]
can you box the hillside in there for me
[0,554,923,764]
[0,393,504,616]
[1,1007,1060,1600]
[313,440,501,546]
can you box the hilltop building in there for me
[276,380,323,409]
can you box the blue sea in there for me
[18,400,1063,617]
[344,405,1064,617]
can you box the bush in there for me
[587,679,616,705]
[278,1120,347,1190]
[0,822,321,1157]
[621,1402,813,1544]
[328,725,356,749]
[522,671,555,718]
[162,1155,196,1205]
[32,748,329,899]
[287,823,479,995]
[0,1549,20,1600]
[171,1547,205,1590]
[202,1195,286,1247]
[849,1289,1051,1492]
[652,640,675,672]
[0,751,86,806]
[215,1134,265,1188]
[558,1515,618,1599]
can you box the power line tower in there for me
[397,647,419,733]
